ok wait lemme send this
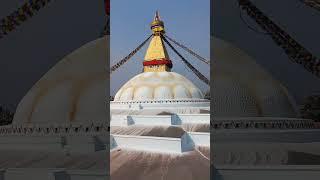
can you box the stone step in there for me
[188,132,210,147]
[110,132,210,153]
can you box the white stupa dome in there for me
[212,37,298,117]
[114,71,204,101]
[13,37,108,124]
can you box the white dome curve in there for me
[114,72,204,101]
[13,37,108,124]
[212,37,299,117]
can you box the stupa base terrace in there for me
[0,122,109,180]
[212,117,320,180]
[110,98,210,154]
[110,102,211,179]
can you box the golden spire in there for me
[143,11,172,72]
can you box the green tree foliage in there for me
[0,105,14,126]
[301,95,320,122]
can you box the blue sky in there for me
[110,0,210,95]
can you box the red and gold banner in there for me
[143,59,173,68]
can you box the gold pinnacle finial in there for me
[151,11,165,35]
[154,10,160,21]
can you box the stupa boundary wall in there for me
[214,165,320,180]
[111,114,210,126]
[0,168,107,180]
[213,117,314,129]
[0,123,109,136]
[111,99,210,110]
[111,114,314,129]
